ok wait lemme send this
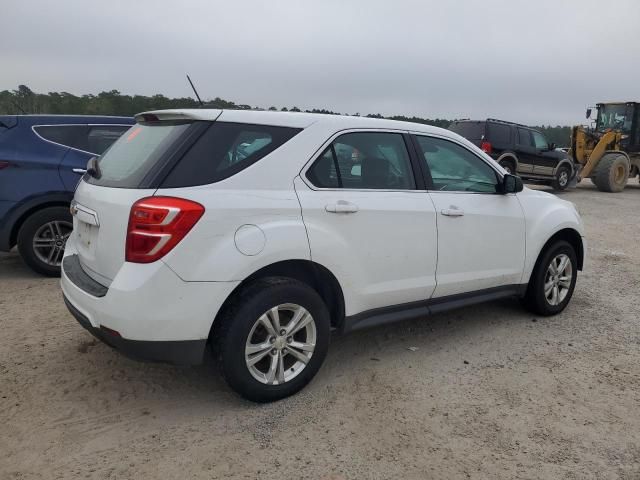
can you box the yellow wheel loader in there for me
[569,102,640,192]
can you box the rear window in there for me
[85,122,192,188]
[449,121,485,141]
[160,122,301,188]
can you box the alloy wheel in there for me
[544,253,573,306]
[245,303,316,385]
[559,170,569,187]
[32,220,72,267]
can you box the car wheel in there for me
[17,206,73,277]
[522,240,577,316]
[499,159,516,174]
[214,277,330,402]
[552,165,571,190]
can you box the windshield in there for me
[596,104,632,133]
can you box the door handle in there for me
[325,201,359,214]
[441,207,464,217]
[72,168,87,174]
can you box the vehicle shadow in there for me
[0,250,43,280]
[52,295,532,412]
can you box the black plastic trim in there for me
[62,254,108,297]
[343,284,527,333]
[63,295,206,365]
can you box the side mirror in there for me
[548,142,556,151]
[502,174,523,194]
[586,108,592,119]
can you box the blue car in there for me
[0,115,134,275]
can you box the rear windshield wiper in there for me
[86,156,102,179]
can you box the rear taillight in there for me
[126,196,204,264]
[480,141,492,154]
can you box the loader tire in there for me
[592,153,629,193]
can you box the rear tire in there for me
[17,206,72,277]
[522,240,577,316]
[499,158,516,174]
[552,164,571,191]
[213,277,330,402]
[592,153,629,192]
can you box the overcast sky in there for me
[2,0,639,125]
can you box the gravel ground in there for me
[1,182,639,479]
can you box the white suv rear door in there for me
[295,130,438,316]
[412,134,525,297]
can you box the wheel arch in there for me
[496,152,518,170]
[534,228,584,274]
[211,259,346,338]
[2,193,73,250]
[553,159,575,176]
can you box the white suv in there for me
[61,109,585,402]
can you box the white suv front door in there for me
[412,134,526,298]
[295,131,438,316]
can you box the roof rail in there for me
[486,118,528,128]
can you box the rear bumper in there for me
[60,243,240,366]
[64,295,206,365]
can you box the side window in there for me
[87,125,130,155]
[517,128,533,147]
[161,122,301,188]
[532,131,549,150]
[34,125,90,152]
[307,148,339,188]
[486,123,511,147]
[306,132,415,190]
[414,135,499,193]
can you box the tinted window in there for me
[162,122,301,188]
[532,131,548,150]
[86,122,193,188]
[486,123,511,147]
[306,132,415,190]
[415,136,498,193]
[307,148,339,188]
[87,125,130,155]
[517,128,533,147]
[448,121,485,141]
[34,125,89,151]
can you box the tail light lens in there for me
[480,141,492,154]
[126,196,204,263]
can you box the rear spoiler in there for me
[0,115,18,129]
[134,109,223,123]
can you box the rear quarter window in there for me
[486,123,512,147]
[160,122,301,188]
[34,125,90,152]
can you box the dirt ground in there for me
[1,182,639,480]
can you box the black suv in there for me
[449,119,575,190]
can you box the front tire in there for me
[214,278,330,402]
[522,240,577,316]
[552,164,571,191]
[17,206,73,277]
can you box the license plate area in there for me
[76,220,98,257]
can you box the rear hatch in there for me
[448,120,486,147]
[71,111,220,284]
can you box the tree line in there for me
[0,85,571,146]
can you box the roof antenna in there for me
[186,74,204,107]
